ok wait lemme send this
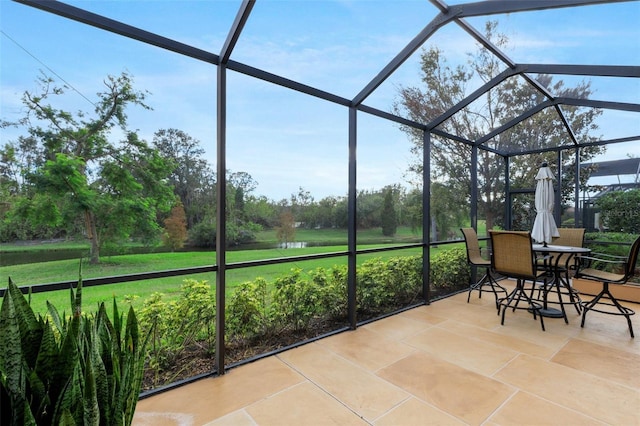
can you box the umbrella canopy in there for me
[531,163,559,245]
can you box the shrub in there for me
[596,189,640,233]
[429,247,470,296]
[309,267,347,320]
[137,279,215,385]
[188,220,259,248]
[272,268,324,331]
[226,277,270,340]
[134,251,470,389]
[357,255,423,315]
[188,220,216,248]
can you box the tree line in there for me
[1,21,607,263]
[0,72,418,263]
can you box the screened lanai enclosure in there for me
[1,0,639,395]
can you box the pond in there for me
[0,241,326,267]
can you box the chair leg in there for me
[467,269,507,308]
[498,279,545,331]
[581,282,635,338]
[563,271,583,315]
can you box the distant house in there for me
[580,158,640,231]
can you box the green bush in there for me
[429,247,470,296]
[272,268,326,331]
[188,220,259,248]
[596,189,640,233]
[308,267,347,319]
[584,232,640,282]
[137,279,215,385]
[226,277,270,340]
[188,221,216,248]
[134,251,470,389]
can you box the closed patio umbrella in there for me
[531,162,559,246]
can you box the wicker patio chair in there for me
[574,234,640,338]
[490,230,549,331]
[461,228,507,306]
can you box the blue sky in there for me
[1,0,639,200]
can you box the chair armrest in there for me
[575,255,626,265]
[583,252,626,261]
[575,254,627,274]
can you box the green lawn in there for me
[1,226,465,316]
[2,244,463,316]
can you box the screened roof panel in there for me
[463,2,640,66]
[63,0,241,54]
[364,21,479,113]
[230,0,434,99]
[592,108,640,140]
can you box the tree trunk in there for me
[485,211,494,232]
[84,210,100,264]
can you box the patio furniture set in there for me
[462,227,639,338]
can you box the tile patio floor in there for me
[133,280,640,425]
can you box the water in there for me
[0,241,320,267]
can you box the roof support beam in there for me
[227,60,352,107]
[521,64,640,78]
[475,100,553,146]
[220,0,254,64]
[427,67,521,130]
[352,11,457,106]
[556,97,640,112]
[431,0,634,18]
[15,0,219,65]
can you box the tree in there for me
[394,21,604,230]
[163,203,188,250]
[596,189,640,233]
[381,187,398,236]
[430,181,467,240]
[1,72,175,263]
[276,210,296,247]
[152,128,215,228]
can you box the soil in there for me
[141,320,346,392]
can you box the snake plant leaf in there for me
[123,306,147,426]
[112,297,122,345]
[58,409,77,426]
[30,322,59,424]
[0,281,23,398]
[83,347,100,426]
[6,278,43,369]
[6,396,37,426]
[35,320,59,380]
[53,362,83,425]
[89,309,110,425]
[47,300,64,335]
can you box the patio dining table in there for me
[532,244,591,321]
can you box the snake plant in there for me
[0,275,149,425]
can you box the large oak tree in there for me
[394,21,604,231]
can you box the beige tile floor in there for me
[133,281,640,426]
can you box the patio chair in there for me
[574,234,640,338]
[536,228,586,314]
[461,228,507,306]
[490,230,549,331]
[552,227,586,275]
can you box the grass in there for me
[1,226,464,315]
